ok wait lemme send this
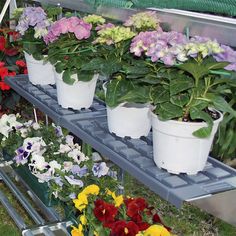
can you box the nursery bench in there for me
[5,75,236,226]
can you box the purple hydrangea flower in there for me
[16,7,50,38]
[130,30,187,65]
[92,162,109,178]
[213,45,236,71]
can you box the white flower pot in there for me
[107,103,152,139]
[24,52,55,85]
[151,112,223,175]
[55,72,98,110]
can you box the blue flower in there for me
[92,162,109,178]
[54,176,63,187]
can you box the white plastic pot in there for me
[151,112,223,175]
[24,52,55,85]
[107,103,152,139]
[55,72,98,110]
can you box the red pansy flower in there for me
[93,199,118,224]
[136,222,150,231]
[125,197,148,218]
[110,220,139,236]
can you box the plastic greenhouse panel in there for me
[84,0,236,16]
[5,75,236,208]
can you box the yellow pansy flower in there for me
[113,194,124,207]
[106,189,124,207]
[73,193,88,211]
[71,224,84,236]
[144,225,170,236]
[94,231,99,236]
[80,215,87,225]
[82,184,100,195]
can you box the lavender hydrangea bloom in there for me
[92,162,109,178]
[213,45,236,71]
[130,30,187,65]
[16,7,50,38]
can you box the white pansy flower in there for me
[63,161,73,172]
[58,144,71,153]
[0,114,22,137]
[30,154,48,171]
[32,122,40,130]
[23,137,46,155]
[20,128,28,138]
[65,135,74,146]
[33,172,52,183]
[48,160,61,175]
[68,149,89,164]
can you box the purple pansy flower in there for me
[14,147,30,165]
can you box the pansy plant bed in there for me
[0,114,118,207]
[71,184,172,236]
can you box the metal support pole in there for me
[45,114,49,127]
[0,0,11,24]
[33,106,38,124]
[117,168,125,195]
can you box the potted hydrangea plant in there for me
[16,7,55,85]
[45,15,105,110]
[131,31,236,174]
[90,11,160,139]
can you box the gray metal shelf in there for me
[5,75,236,213]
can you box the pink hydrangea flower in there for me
[44,17,92,44]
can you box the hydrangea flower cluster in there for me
[183,36,224,59]
[130,30,230,66]
[124,11,160,32]
[130,30,187,65]
[83,14,106,26]
[43,17,92,44]
[94,25,136,45]
[213,45,236,71]
[16,7,51,39]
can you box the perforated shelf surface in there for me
[6,75,236,207]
